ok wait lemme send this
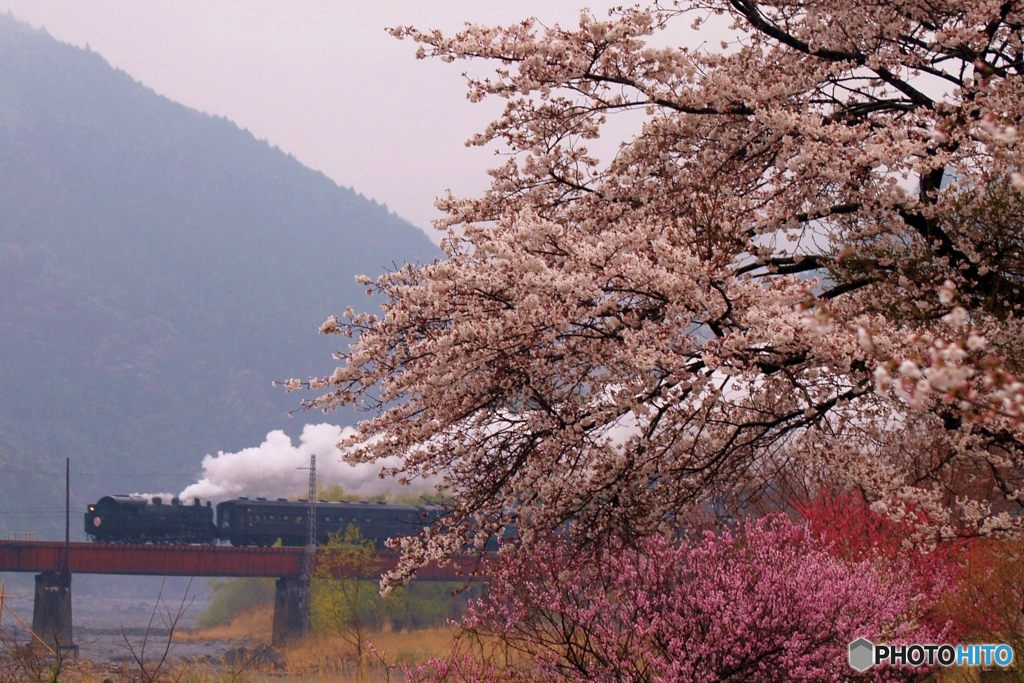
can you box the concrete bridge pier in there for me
[272,577,309,645]
[31,572,76,657]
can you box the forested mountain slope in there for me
[0,15,439,536]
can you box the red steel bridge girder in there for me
[0,541,302,578]
[0,541,482,580]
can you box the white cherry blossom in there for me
[293,1,1024,586]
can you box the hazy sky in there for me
[0,1,625,238]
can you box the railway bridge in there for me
[0,540,479,650]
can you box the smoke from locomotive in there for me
[177,423,428,502]
[92,423,449,547]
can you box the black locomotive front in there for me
[84,495,217,544]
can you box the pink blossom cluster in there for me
[404,516,947,683]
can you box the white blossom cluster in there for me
[294,1,1024,586]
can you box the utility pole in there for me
[35,457,76,657]
[63,458,70,577]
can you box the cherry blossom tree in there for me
[404,515,948,683]
[293,1,1024,583]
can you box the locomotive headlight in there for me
[88,506,95,512]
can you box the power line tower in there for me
[300,454,316,636]
[305,454,317,571]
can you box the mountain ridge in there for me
[0,13,439,537]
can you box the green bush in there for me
[387,581,479,630]
[311,528,475,637]
[196,577,275,628]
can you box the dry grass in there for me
[175,603,273,644]
[172,605,458,682]
[361,626,460,666]
[8,600,460,683]
[283,625,458,672]
[0,626,474,683]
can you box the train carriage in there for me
[215,498,438,548]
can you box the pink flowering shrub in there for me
[794,491,962,643]
[407,515,946,683]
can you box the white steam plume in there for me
[126,493,176,503]
[179,423,429,502]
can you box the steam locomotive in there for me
[84,495,439,548]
